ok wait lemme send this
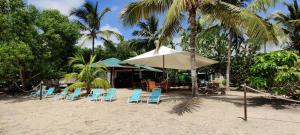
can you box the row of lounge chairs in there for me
[127,88,161,104]
[30,87,161,104]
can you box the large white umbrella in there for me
[123,46,218,70]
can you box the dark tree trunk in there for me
[188,9,198,97]
[226,29,233,91]
[92,36,95,55]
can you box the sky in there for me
[24,0,294,50]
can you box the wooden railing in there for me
[241,84,300,121]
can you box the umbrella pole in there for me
[163,55,165,80]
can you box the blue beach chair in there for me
[127,89,142,103]
[66,88,81,100]
[55,87,68,100]
[30,86,46,97]
[87,89,102,101]
[147,88,161,104]
[44,87,55,98]
[102,88,116,102]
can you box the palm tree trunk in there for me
[92,36,95,55]
[226,29,233,91]
[188,9,198,97]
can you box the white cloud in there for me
[101,24,122,34]
[111,6,119,12]
[26,0,85,15]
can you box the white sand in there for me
[0,89,299,135]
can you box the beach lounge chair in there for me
[102,88,116,102]
[147,88,161,104]
[44,87,55,98]
[30,86,46,97]
[66,88,81,100]
[87,88,102,101]
[55,87,68,100]
[127,89,142,103]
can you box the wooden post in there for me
[243,85,247,121]
[163,55,165,81]
[39,81,43,100]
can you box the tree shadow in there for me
[0,93,38,104]
[162,90,202,116]
[201,94,300,110]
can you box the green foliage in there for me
[64,55,110,93]
[249,51,299,96]
[248,77,267,89]
[36,10,80,72]
[0,41,34,78]
[0,1,81,90]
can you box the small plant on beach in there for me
[64,54,110,94]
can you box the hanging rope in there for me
[242,85,300,104]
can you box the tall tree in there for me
[272,0,300,54]
[70,2,119,54]
[0,0,81,91]
[205,0,285,91]
[121,0,283,97]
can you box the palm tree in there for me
[201,0,285,91]
[272,0,300,54]
[121,0,283,97]
[131,16,160,52]
[64,54,110,94]
[102,35,138,60]
[71,2,120,54]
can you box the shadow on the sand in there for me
[201,94,299,110]
[163,89,300,115]
[162,90,202,116]
[0,93,38,104]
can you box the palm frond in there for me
[98,29,124,42]
[68,82,85,91]
[98,7,111,21]
[159,0,185,45]
[239,9,280,45]
[92,78,110,89]
[64,73,78,82]
[246,0,282,13]
[120,0,173,26]
[68,54,86,66]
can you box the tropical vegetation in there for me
[70,2,121,54]
[64,54,110,94]
[0,0,299,100]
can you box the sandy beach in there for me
[0,89,299,135]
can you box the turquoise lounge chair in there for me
[127,89,142,103]
[30,86,46,97]
[55,87,68,100]
[87,89,102,101]
[147,88,161,104]
[44,87,55,98]
[102,88,116,102]
[66,88,81,100]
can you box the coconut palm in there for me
[131,16,161,52]
[272,0,300,54]
[64,54,110,94]
[121,0,283,97]
[70,2,120,54]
